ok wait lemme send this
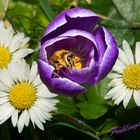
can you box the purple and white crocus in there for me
[38,8,118,96]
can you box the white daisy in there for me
[0,21,33,69]
[105,40,140,108]
[0,61,59,133]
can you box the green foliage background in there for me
[1,0,140,140]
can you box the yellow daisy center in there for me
[9,82,37,110]
[123,64,140,89]
[0,45,11,68]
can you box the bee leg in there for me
[52,71,60,78]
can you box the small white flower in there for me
[105,40,140,108]
[0,21,33,69]
[0,61,59,133]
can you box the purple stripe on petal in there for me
[41,8,99,44]
[96,26,118,80]
[38,59,86,96]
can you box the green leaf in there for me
[38,0,56,21]
[97,119,118,135]
[49,114,101,140]
[102,135,115,140]
[109,28,135,46]
[51,122,101,140]
[56,96,77,115]
[112,0,140,22]
[77,96,108,119]
[77,82,109,119]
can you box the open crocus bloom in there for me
[38,8,118,96]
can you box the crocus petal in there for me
[94,26,118,81]
[40,29,98,62]
[38,60,86,96]
[41,8,99,44]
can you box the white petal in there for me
[114,87,127,105]
[29,62,38,83]
[29,109,44,130]
[34,104,52,120]
[32,75,42,87]
[133,90,140,106]
[107,73,121,79]
[0,83,9,91]
[11,109,19,127]
[118,48,130,65]
[21,37,30,47]
[135,42,140,64]
[9,33,25,52]
[23,63,30,82]
[31,106,46,123]
[35,100,52,112]
[37,84,57,98]
[23,110,30,126]
[39,98,57,111]
[12,48,33,61]
[112,91,122,100]
[104,84,124,99]
[123,89,133,108]
[0,106,14,124]
[114,59,126,68]
[0,91,8,97]
[9,61,29,82]
[107,78,123,88]
[0,69,13,87]
[0,26,13,46]
[112,65,124,73]
[2,27,14,47]
[123,40,134,64]
[0,97,9,104]
[17,112,25,133]
[0,102,11,113]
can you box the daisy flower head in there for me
[0,21,33,69]
[0,61,59,133]
[105,40,140,108]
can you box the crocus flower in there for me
[38,8,118,96]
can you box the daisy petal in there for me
[18,112,25,133]
[135,42,140,64]
[12,48,33,61]
[123,89,133,108]
[114,87,127,105]
[118,48,130,65]
[23,110,30,126]
[123,40,134,64]
[104,84,124,99]
[133,90,140,106]
[9,33,25,52]
[29,62,38,83]
[0,106,14,124]
[0,91,8,97]
[0,69,13,87]
[11,109,19,127]
[107,73,121,79]
[29,109,44,130]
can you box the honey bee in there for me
[50,49,82,71]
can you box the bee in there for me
[50,49,82,71]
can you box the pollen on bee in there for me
[50,49,82,71]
